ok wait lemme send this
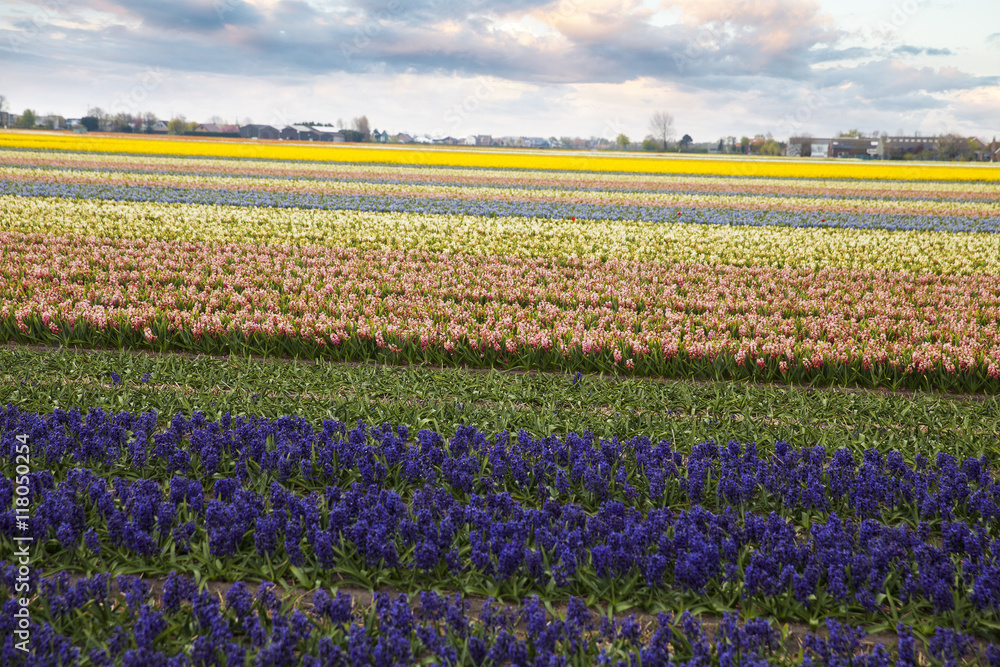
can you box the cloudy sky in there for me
[2,0,998,142]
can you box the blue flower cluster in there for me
[4,406,1000,628]
[4,568,999,666]
[2,179,997,234]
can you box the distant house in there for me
[308,125,341,141]
[829,138,879,159]
[372,129,389,143]
[195,123,222,133]
[475,135,492,147]
[395,133,413,143]
[219,124,239,134]
[496,136,549,148]
[37,115,62,129]
[152,120,169,133]
[881,136,938,159]
[239,124,280,140]
[968,137,987,160]
[280,126,300,140]
[291,125,317,140]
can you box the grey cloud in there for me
[893,45,952,56]
[348,0,556,24]
[874,93,948,111]
[98,0,263,32]
[817,60,997,99]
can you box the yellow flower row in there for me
[4,148,1000,197]
[2,130,998,182]
[3,195,998,275]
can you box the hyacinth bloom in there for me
[4,567,999,666]
[5,406,1000,635]
[2,229,999,389]
[3,162,998,220]
[2,137,1000,390]
[4,149,1000,201]
[5,136,1000,665]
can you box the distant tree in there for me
[80,116,99,132]
[760,138,783,156]
[641,136,658,151]
[167,116,187,135]
[341,129,365,142]
[837,128,864,138]
[679,133,693,150]
[86,107,112,132]
[739,136,750,154]
[615,133,630,149]
[938,133,970,160]
[142,112,158,133]
[15,109,36,128]
[648,111,674,151]
[353,116,371,141]
[111,112,135,132]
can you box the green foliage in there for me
[2,347,996,460]
[15,108,36,129]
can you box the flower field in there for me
[2,132,1000,664]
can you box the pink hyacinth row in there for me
[4,231,999,381]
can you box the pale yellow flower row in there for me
[3,195,998,275]
[4,165,994,217]
[2,130,998,182]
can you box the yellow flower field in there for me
[2,130,998,181]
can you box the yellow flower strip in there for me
[2,130,998,181]
[3,195,998,276]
